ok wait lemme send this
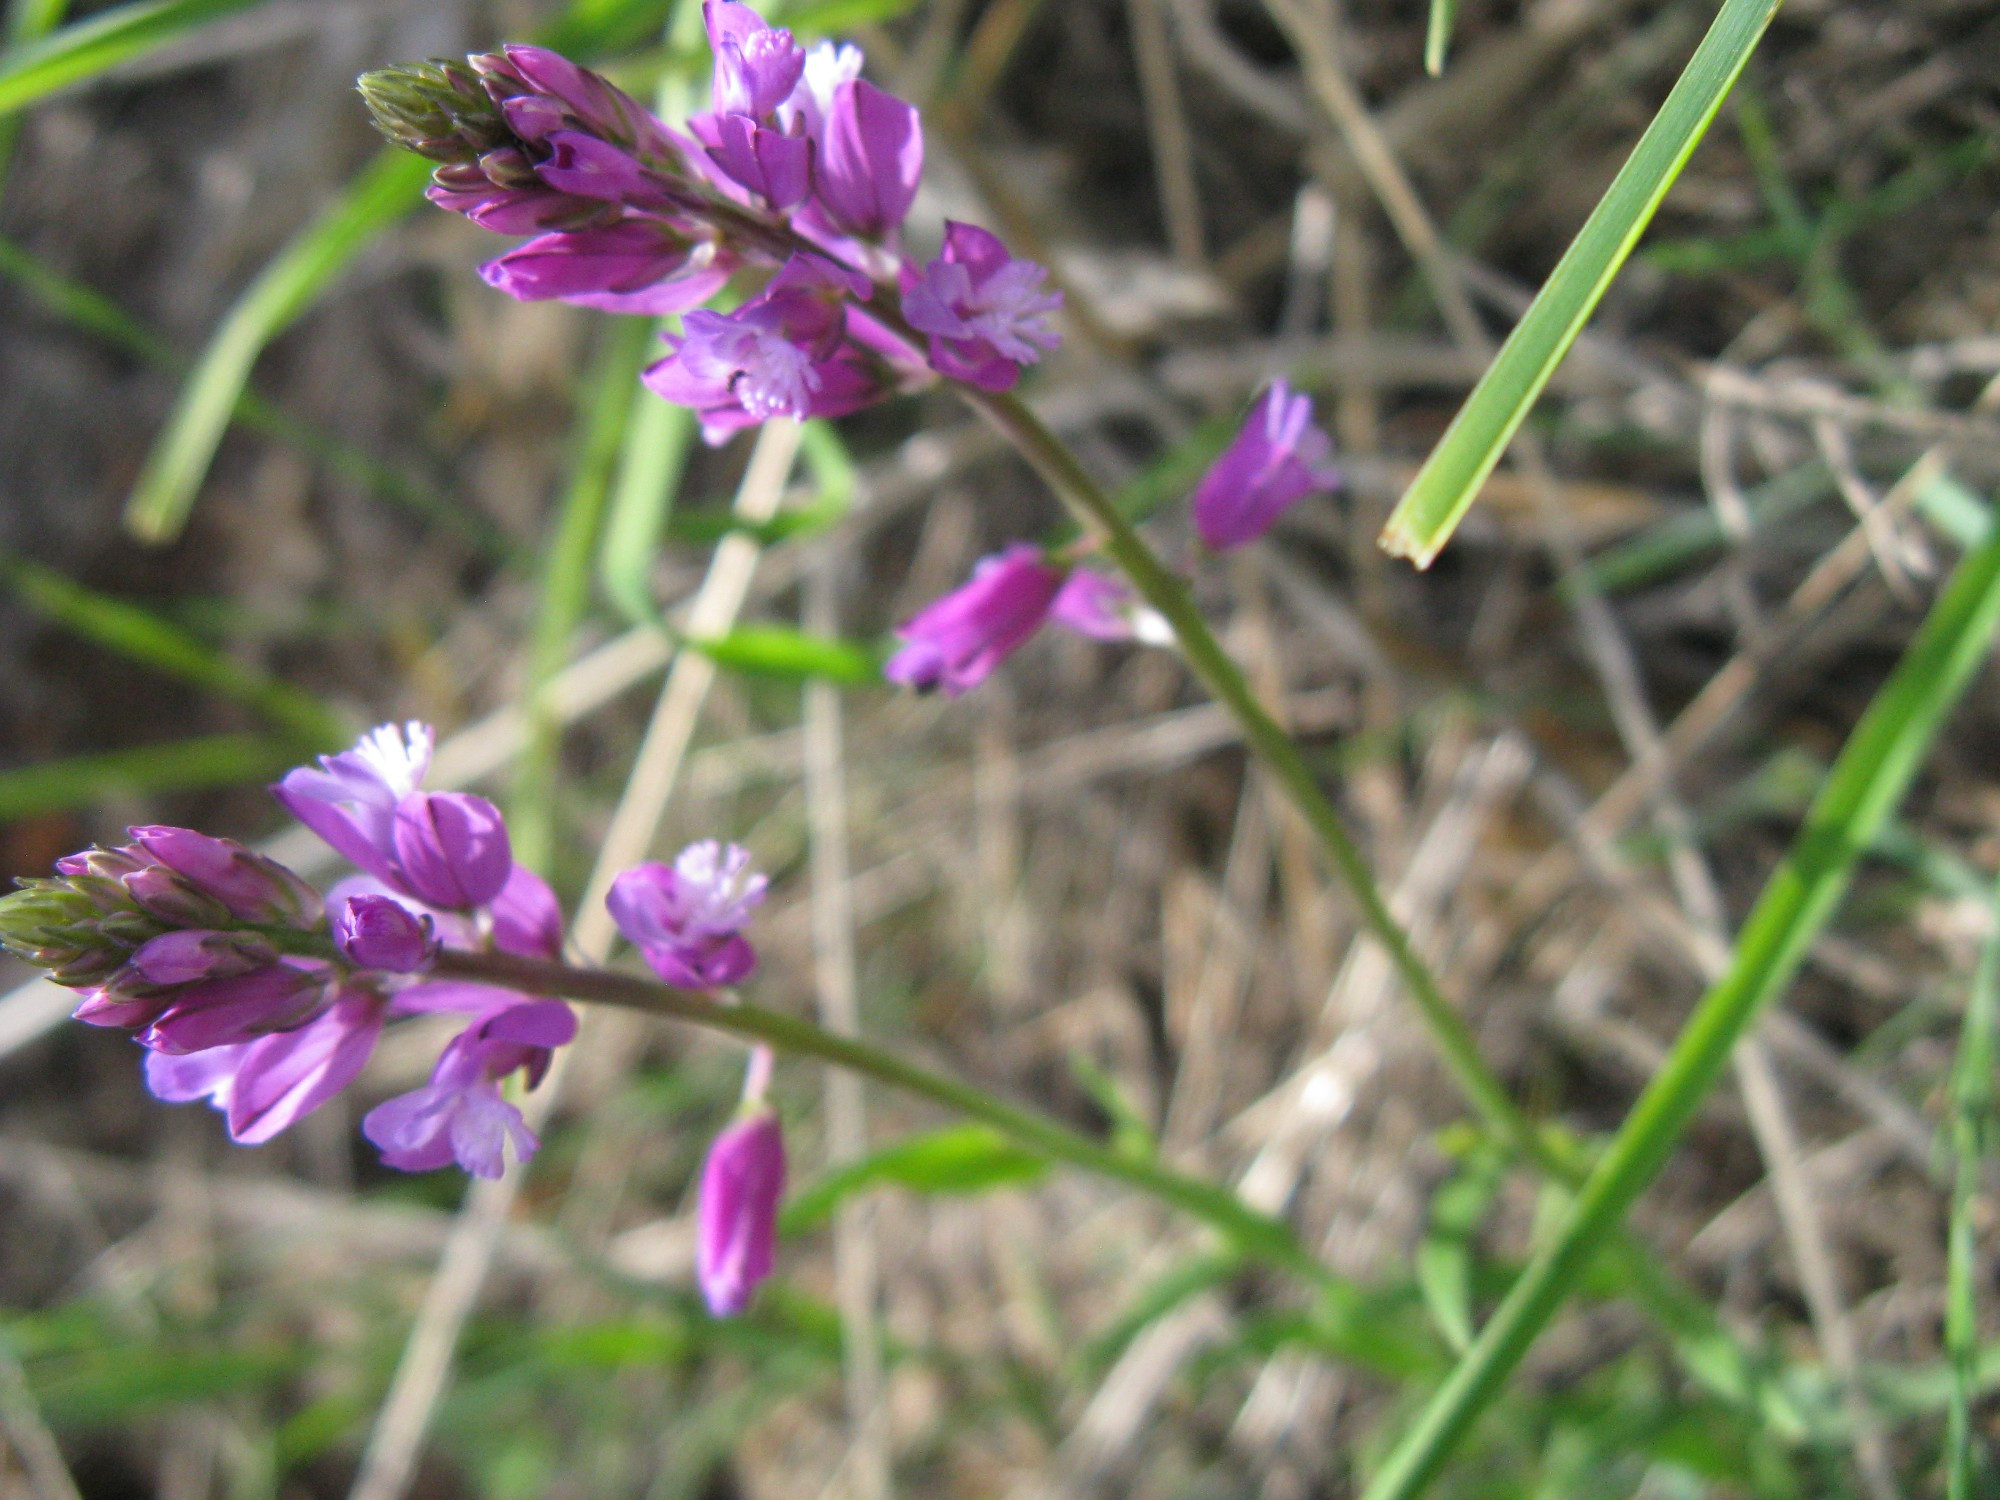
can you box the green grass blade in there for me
[1945,865,2000,1497]
[510,316,657,873]
[1423,0,1456,76]
[0,733,298,821]
[779,1125,1046,1236]
[122,148,431,544]
[1379,0,1780,568]
[1362,502,2000,1499]
[0,0,261,116]
[599,361,693,630]
[0,234,512,559]
[0,547,344,746]
[0,0,68,195]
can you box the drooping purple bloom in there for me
[392,791,514,911]
[273,722,434,889]
[479,221,731,315]
[883,543,1067,696]
[606,841,767,989]
[335,895,436,973]
[226,988,388,1144]
[697,1105,785,1315]
[902,222,1062,391]
[705,1,807,119]
[1190,380,1341,550]
[362,1000,577,1178]
[643,254,883,442]
[813,79,921,241]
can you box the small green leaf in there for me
[780,1125,1047,1236]
[689,623,883,684]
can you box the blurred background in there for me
[1,0,1999,1495]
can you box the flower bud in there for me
[334,895,436,973]
[358,59,507,162]
[697,1107,786,1316]
[130,930,280,987]
[392,792,513,910]
[129,826,324,927]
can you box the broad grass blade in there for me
[1363,500,2000,1498]
[1379,0,1780,568]
[0,734,297,820]
[0,0,261,116]
[121,148,431,544]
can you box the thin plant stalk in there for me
[1946,863,2000,1499]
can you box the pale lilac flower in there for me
[392,791,514,910]
[479,222,730,315]
[362,1000,577,1178]
[334,894,435,973]
[883,543,1067,696]
[778,41,863,138]
[607,841,767,988]
[1190,380,1341,550]
[273,722,433,889]
[902,222,1062,390]
[705,1,806,119]
[697,1105,785,1315]
[1048,567,1139,642]
[643,254,883,442]
[813,79,921,241]
[226,988,388,1144]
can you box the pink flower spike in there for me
[1190,380,1341,551]
[883,544,1067,696]
[902,222,1062,391]
[697,1106,785,1315]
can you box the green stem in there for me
[960,385,1546,1167]
[1946,863,2000,1499]
[431,948,1331,1289]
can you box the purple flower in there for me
[136,963,334,1055]
[700,111,813,209]
[883,543,1067,696]
[479,221,731,315]
[335,895,436,973]
[813,79,921,241]
[606,841,767,989]
[697,1106,785,1315]
[362,999,577,1178]
[392,791,514,911]
[902,222,1062,391]
[643,254,884,442]
[489,865,566,961]
[705,1,806,119]
[778,41,863,138]
[273,722,433,890]
[1190,380,1341,550]
[492,45,674,156]
[226,988,388,1144]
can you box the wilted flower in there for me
[1190,380,1341,550]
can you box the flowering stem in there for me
[955,384,1559,1172]
[430,947,1335,1290]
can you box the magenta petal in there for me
[389,980,535,1016]
[491,864,565,960]
[884,543,1065,696]
[226,993,385,1145]
[145,1044,249,1107]
[392,792,513,910]
[816,79,921,239]
[697,1108,785,1315]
